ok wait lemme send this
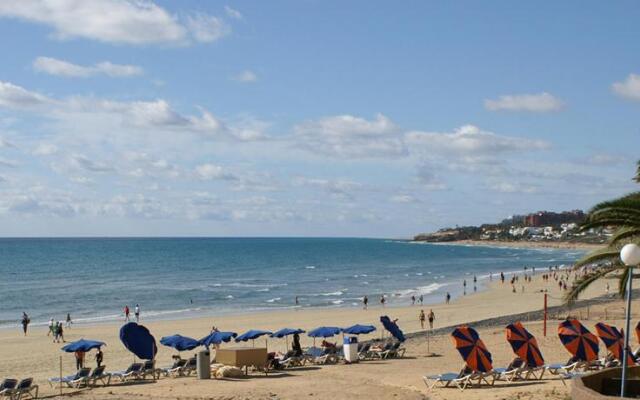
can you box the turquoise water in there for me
[0,238,583,328]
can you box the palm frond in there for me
[565,266,618,304]
[588,192,640,214]
[608,227,640,245]
[635,160,640,183]
[618,265,631,298]
[574,247,621,267]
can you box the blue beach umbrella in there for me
[119,322,157,360]
[236,329,273,347]
[271,328,306,338]
[199,331,237,348]
[61,339,105,352]
[343,324,376,335]
[160,334,200,352]
[380,316,406,342]
[308,326,342,346]
[270,328,306,350]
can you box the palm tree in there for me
[565,161,640,303]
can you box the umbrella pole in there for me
[621,265,633,398]
[286,336,288,351]
[59,355,62,396]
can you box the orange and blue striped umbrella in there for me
[451,325,493,372]
[558,319,599,362]
[595,322,635,365]
[505,322,544,367]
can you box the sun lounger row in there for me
[0,378,38,400]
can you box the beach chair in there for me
[181,357,197,376]
[11,378,38,400]
[88,365,111,386]
[0,379,18,398]
[423,371,474,391]
[381,342,406,359]
[544,360,583,376]
[159,359,187,377]
[111,363,143,382]
[304,347,338,365]
[140,360,159,380]
[357,343,372,360]
[368,342,393,359]
[280,354,305,368]
[48,367,91,388]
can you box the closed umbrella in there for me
[505,322,544,367]
[380,316,405,342]
[557,319,599,362]
[451,325,493,373]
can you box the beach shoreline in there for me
[414,239,601,251]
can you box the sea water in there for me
[0,237,583,328]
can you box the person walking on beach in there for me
[52,320,59,342]
[21,312,30,336]
[380,295,386,307]
[295,296,299,306]
[427,309,435,330]
[95,348,103,368]
[363,296,368,309]
[419,294,423,305]
[47,318,54,337]
[445,292,451,304]
[473,275,477,292]
[418,310,426,329]
[463,280,467,295]
[66,313,72,328]
[75,350,85,370]
[134,304,140,322]
[58,321,65,342]
[411,295,416,305]
[500,272,505,284]
[124,305,130,322]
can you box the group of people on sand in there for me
[47,314,72,343]
[418,309,435,330]
[123,304,141,322]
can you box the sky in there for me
[0,0,638,238]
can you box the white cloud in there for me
[71,154,114,172]
[232,70,258,83]
[484,92,564,112]
[0,81,52,109]
[489,182,537,194]
[34,56,144,78]
[0,137,14,148]
[390,194,419,203]
[194,163,236,180]
[0,0,231,45]
[612,74,640,101]
[293,113,405,158]
[406,125,550,157]
[185,13,231,43]
[33,143,58,156]
[225,6,243,20]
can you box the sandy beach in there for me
[1,267,635,400]
[439,239,602,251]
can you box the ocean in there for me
[0,238,584,329]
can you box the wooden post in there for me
[59,355,63,396]
[543,293,548,337]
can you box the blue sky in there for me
[0,0,638,237]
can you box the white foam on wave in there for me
[266,297,281,303]
[331,300,344,305]
[321,291,343,296]
[305,266,316,269]
[393,282,448,298]
[226,295,234,299]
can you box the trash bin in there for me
[197,350,211,379]
[343,336,358,363]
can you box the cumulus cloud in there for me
[185,13,231,43]
[225,6,243,20]
[484,92,564,112]
[232,70,258,83]
[32,143,58,156]
[293,113,405,158]
[0,81,52,109]
[0,0,231,45]
[612,74,640,101]
[406,125,550,158]
[34,56,143,78]
[194,163,236,180]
